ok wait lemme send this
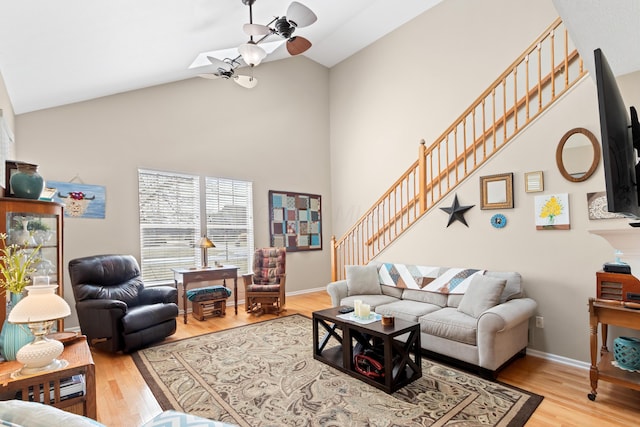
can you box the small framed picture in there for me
[525,171,544,193]
[4,161,18,197]
[480,173,514,210]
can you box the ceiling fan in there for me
[198,56,258,89]
[196,0,317,88]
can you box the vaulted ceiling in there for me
[0,1,637,115]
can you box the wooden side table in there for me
[172,266,239,323]
[0,335,96,419]
[588,297,640,401]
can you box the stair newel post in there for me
[330,235,337,282]
[418,139,427,214]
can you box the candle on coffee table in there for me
[360,303,370,318]
[354,300,362,317]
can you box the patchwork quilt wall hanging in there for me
[269,190,322,252]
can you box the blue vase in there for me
[10,163,44,200]
[0,292,34,361]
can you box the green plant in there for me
[0,233,42,294]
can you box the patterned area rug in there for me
[132,315,542,426]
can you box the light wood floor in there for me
[91,292,640,426]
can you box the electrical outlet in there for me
[535,316,544,328]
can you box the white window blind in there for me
[138,169,201,284]
[205,177,254,274]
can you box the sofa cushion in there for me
[122,303,179,334]
[457,275,506,318]
[402,289,448,307]
[381,284,404,298]
[345,264,381,296]
[420,307,478,346]
[375,300,441,322]
[341,294,399,309]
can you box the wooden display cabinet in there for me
[0,198,65,332]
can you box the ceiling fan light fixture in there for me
[234,75,258,89]
[238,41,266,67]
[286,1,317,28]
[243,23,271,36]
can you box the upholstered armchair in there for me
[242,247,286,315]
[68,254,179,353]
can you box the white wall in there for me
[0,70,16,169]
[328,0,640,362]
[14,56,332,328]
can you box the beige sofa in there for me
[326,262,537,377]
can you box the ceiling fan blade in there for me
[244,23,271,36]
[286,36,312,55]
[286,2,317,28]
[234,75,258,89]
[198,73,222,80]
[206,56,232,71]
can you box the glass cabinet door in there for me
[0,199,64,332]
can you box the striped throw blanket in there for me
[378,263,485,294]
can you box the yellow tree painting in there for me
[535,193,570,230]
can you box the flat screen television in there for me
[594,48,640,222]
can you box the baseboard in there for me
[525,348,590,370]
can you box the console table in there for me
[0,336,96,419]
[588,297,640,401]
[172,266,238,323]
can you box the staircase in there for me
[331,17,587,281]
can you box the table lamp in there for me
[199,236,215,268]
[8,282,71,377]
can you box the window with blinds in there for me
[205,177,254,274]
[138,169,201,284]
[138,169,254,284]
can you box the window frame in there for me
[138,169,254,285]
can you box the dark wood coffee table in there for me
[312,306,422,394]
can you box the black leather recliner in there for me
[68,254,179,353]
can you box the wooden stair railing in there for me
[331,17,587,281]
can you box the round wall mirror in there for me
[556,127,601,182]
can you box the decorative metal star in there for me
[440,194,474,227]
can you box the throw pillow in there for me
[457,274,506,318]
[346,264,381,296]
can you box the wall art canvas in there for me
[587,191,626,220]
[269,190,322,251]
[48,181,106,219]
[535,193,570,230]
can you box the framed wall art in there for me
[480,173,514,209]
[587,191,626,220]
[269,190,322,251]
[524,171,544,193]
[49,180,106,219]
[535,193,570,230]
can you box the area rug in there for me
[132,314,542,426]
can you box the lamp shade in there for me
[234,75,258,89]
[8,285,71,324]
[199,236,215,249]
[238,41,267,67]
